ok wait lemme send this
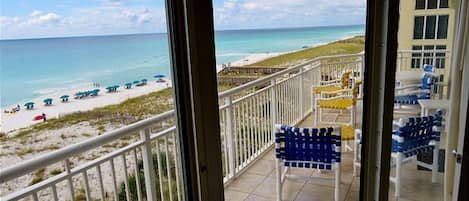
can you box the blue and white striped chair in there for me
[275,125,341,201]
[394,65,437,108]
[390,111,442,197]
[352,112,443,197]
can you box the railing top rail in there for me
[0,109,175,182]
[218,52,363,98]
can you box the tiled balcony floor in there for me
[224,112,444,201]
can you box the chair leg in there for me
[395,153,402,197]
[432,146,439,183]
[276,158,282,201]
[353,141,358,177]
[335,162,341,201]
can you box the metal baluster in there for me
[110,158,119,201]
[164,136,174,201]
[140,128,157,201]
[133,149,143,201]
[64,159,76,201]
[122,154,131,201]
[82,170,91,201]
[96,165,105,201]
[155,139,165,201]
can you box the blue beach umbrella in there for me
[141,79,148,83]
[43,98,53,105]
[24,102,35,109]
[60,95,70,102]
[133,80,140,84]
[153,74,165,79]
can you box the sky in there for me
[0,0,366,40]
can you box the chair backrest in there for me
[421,73,437,90]
[423,64,434,72]
[275,125,341,170]
[392,112,442,156]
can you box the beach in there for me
[1,79,171,133]
[0,50,286,134]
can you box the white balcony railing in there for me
[8,51,444,201]
[397,49,451,77]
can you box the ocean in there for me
[0,25,364,107]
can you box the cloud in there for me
[25,11,61,25]
[1,5,166,39]
[1,0,366,39]
[214,0,366,29]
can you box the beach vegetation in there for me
[118,151,178,201]
[249,35,365,67]
[29,168,45,186]
[49,168,63,175]
[16,148,34,156]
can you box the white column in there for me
[140,128,158,201]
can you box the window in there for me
[416,0,449,9]
[416,0,426,9]
[440,0,449,8]
[437,15,449,39]
[425,16,437,39]
[411,45,446,69]
[414,15,449,39]
[414,16,425,39]
[427,0,438,9]
[411,45,423,68]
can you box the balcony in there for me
[0,52,449,201]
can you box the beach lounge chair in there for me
[353,111,443,197]
[275,125,341,201]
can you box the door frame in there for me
[165,0,225,200]
[360,0,400,200]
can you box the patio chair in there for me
[314,71,352,95]
[275,125,341,201]
[394,65,438,113]
[352,110,443,197]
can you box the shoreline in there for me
[1,79,172,133]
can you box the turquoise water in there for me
[0,25,364,107]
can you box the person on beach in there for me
[42,113,47,122]
[16,104,20,112]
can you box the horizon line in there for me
[0,24,365,41]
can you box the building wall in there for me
[397,0,455,79]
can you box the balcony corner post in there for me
[299,68,304,118]
[270,80,277,137]
[140,128,158,201]
[225,96,237,179]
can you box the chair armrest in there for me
[319,79,341,85]
[395,89,429,96]
[395,84,421,91]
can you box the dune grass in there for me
[14,88,175,138]
[249,35,365,67]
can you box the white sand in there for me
[0,79,172,133]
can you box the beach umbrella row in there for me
[75,89,101,99]
[17,76,164,111]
